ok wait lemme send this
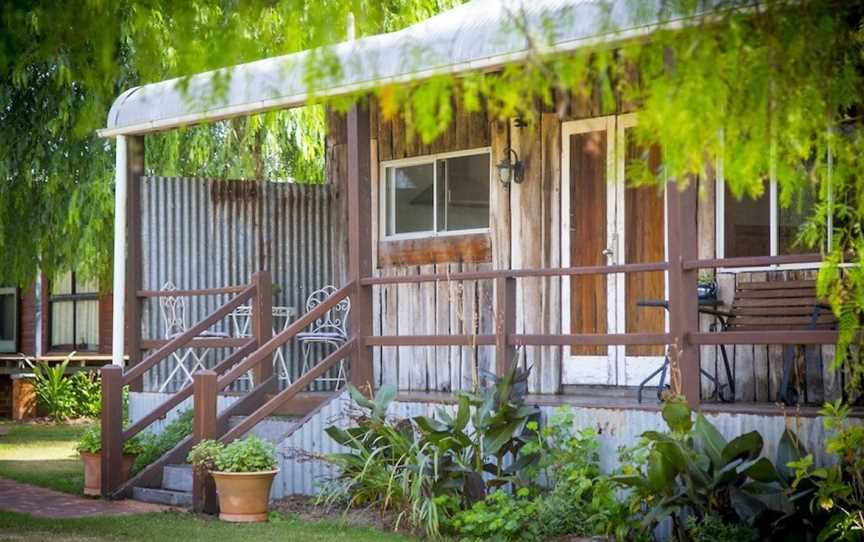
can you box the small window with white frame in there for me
[381,149,491,239]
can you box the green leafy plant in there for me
[449,488,540,542]
[68,371,101,418]
[685,514,758,542]
[614,396,811,540]
[412,361,541,501]
[31,359,75,420]
[187,436,278,473]
[321,384,446,536]
[526,407,635,541]
[77,426,144,456]
[133,409,194,473]
[322,363,541,538]
[791,400,864,542]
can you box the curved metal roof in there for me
[101,0,699,137]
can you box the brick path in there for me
[0,477,178,518]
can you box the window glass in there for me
[384,151,490,238]
[0,289,15,348]
[437,154,490,232]
[50,272,99,351]
[387,163,434,235]
[723,183,770,258]
[779,185,816,255]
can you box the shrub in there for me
[68,371,101,418]
[77,426,145,456]
[526,407,635,541]
[791,400,864,542]
[31,359,75,420]
[449,488,540,542]
[686,514,758,542]
[133,409,194,472]
[29,358,102,420]
[322,363,540,538]
[613,396,811,540]
[187,436,278,473]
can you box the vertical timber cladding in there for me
[139,177,336,392]
[340,97,565,395]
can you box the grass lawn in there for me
[0,420,92,495]
[0,511,414,541]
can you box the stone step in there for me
[228,415,297,443]
[162,464,193,493]
[132,486,192,508]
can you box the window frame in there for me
[379,147,492,241]
[0,286,19,353]
[48,272,99,352]
[714,158,830,272]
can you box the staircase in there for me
[131,414,299,508]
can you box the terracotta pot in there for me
[211,470,278,522]
[80,452,136,497]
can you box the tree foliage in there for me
[2,0,863,394]
[0,0,462,287]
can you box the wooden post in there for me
[100,365,124,497]
[251,271,273,387]
[495,276,517,376]
[126,135,145,391]
[347,103,374,393]
[192,370,218,514]
[666,180,700,408]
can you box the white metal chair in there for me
[298,285,350,388]
[157,281,229,392]
[229,305,296,385]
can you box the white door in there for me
[562,114,667,386]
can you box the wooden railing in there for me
[100,271,275,497]
[356,251,838,406]
[186,281,356,512]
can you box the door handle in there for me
[601,248,615,265]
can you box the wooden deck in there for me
[396,385,863,418]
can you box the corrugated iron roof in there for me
[101,0,705,136]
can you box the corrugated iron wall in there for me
[139,176,337,392]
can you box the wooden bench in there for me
[706,279,836,405]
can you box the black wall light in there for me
[496,148,524,188]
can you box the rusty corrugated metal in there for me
[139,176,336,392]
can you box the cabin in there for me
[95,0,852,507]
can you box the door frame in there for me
[560,116,618,385]
[561,113,669,386]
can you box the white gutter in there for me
[97,14,699,139]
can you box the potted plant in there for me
[188,436,279,522]
[698,270,718,301]
[77,426,144,496]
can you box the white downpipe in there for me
[112,136,127,367]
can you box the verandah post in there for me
[251,271,273,387]
[495,276,517,376]
[192,370,218,514]
[125,135,145,391]
[100,365,124,496]
[346,102,374,394]
[666,180,700,408]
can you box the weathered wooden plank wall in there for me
[325,87,840,401]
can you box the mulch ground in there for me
[273,495,411,534]
[0,477,178,519]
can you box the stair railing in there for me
[100,271,274,498]
[189,281,357,512]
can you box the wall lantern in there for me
[496,148,524,188]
